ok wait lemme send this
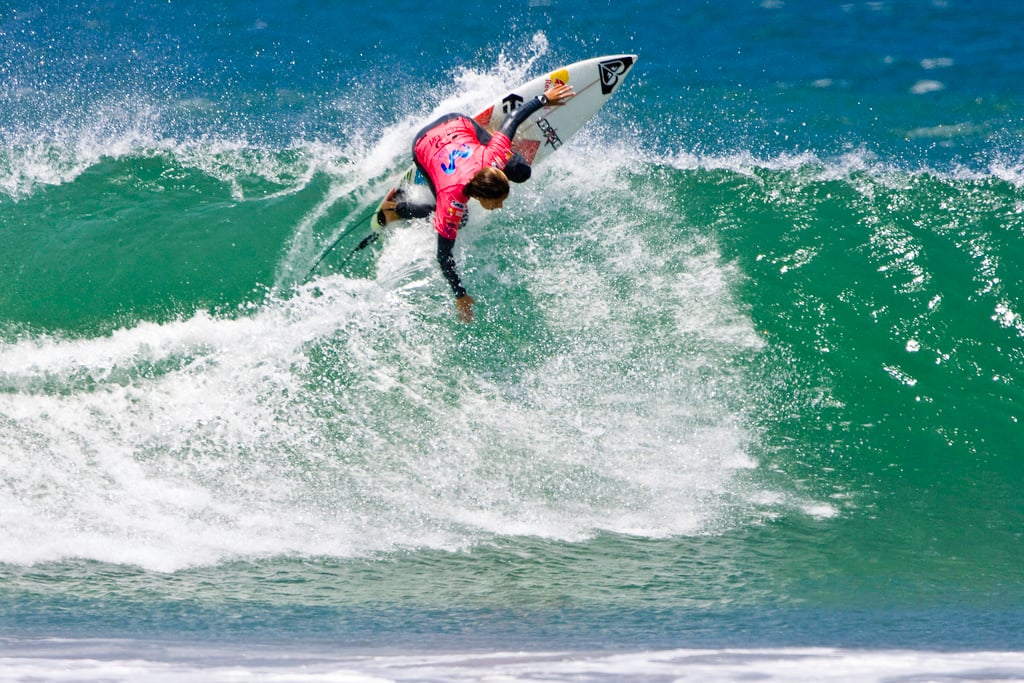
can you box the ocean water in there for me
[3,0,1024,680]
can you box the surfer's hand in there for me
[543,83,575,105]
[455,294,475,323]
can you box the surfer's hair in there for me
[465,167,510,200]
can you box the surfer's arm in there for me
[436,235,467,299]
[495,83,575,141]
[471,116,530,182]
[438,235,475,322]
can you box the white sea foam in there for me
[0,141,796,570]
[0,41,840,572]
[910,79,945,95]
[2,643,1023,683]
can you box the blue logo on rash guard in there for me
[441,144,472,175]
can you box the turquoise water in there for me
[2,1,1024,680]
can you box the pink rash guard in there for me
[404,93,548,299]
[412,117,513,240]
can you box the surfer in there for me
[380,82,575,322]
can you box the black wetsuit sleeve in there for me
[496,94,547,141]
[469,118,531,182]
[436,235,467,298]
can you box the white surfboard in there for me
[369,54,638,232]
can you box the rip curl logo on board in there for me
[441,144,471,175]
[536,118,562,150]
[598,56,634,95]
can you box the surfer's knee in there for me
[504,155,531,184]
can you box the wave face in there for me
[2,0,1024,673]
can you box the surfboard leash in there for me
[314,231,379,280]
[301,205,379,284]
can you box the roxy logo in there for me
[598,57,635,95]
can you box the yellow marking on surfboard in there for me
[546,68,570,88]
